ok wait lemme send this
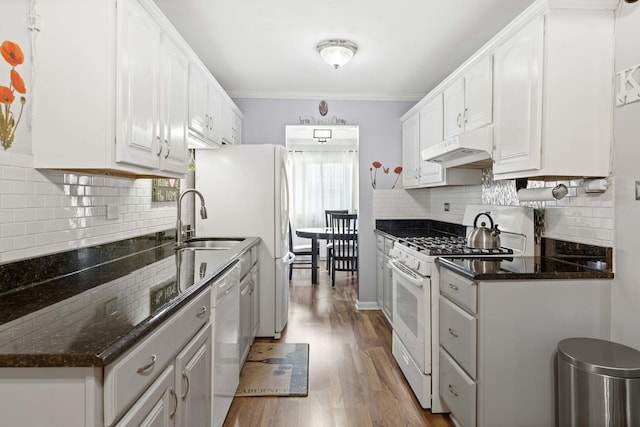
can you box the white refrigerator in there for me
[195,144,292,338]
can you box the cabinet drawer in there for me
[439,268,477,313]
[174,286,211,350]
[440,296,477,378]
[104,286,210,426]
[440,348,476,427]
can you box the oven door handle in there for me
[389,259,424,287]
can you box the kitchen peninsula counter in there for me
[0,231,260,368]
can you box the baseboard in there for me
[355,300,381,311]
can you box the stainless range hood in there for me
[421,127,494,168]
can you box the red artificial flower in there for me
[372,161,382,169]
[394,166,403,174]
[10,69,26,94]
[0,86,15,104]
[1,41,24,67]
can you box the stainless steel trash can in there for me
[558,338,640,427]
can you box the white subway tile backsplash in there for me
[373,169,615,247]
[0,153,177,263]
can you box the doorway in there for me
[285,125,359,247]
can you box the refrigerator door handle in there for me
[283,252,295,265]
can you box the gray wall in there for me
[233,98,415,306]
[611,3,640,350]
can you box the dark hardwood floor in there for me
[223,263,454,427]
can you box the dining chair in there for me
[329,213,358,287]
[288,221,317,280]
[324,210,348,274]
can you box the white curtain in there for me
[287,150,359,231]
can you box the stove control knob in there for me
[408,258,418,270]
[413,259,421,271]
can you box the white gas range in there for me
[388,205,534,412]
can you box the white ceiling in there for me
[154,0,537,101]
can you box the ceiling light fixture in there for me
[316,40,358,70]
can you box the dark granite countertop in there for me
[0,232,260,368]
[375,219,466,239]
[376,219,613,281]
[436,256,614,281]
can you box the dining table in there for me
[295,227,357,285]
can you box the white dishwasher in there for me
[211,261,241,427]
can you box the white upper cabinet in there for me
[402,113,420,188]
[401,0,615,182]
[188,64,223,148]
[117,0,188,174]
[492,2,615,180]
[401,94,482,189]
[222,100,243,145]
[419,94,445,185]
[493,16,544,177]
[32,0,242,177]
[443,56,493,140]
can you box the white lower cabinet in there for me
[375,233,394,323]
[175,324,212,427]
[116,324,211,427]
[438,266,611,427]
[115,364,176,427]
[105,286,212,426]
[239,264,259,366]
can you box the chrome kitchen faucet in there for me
[176,188,208,247]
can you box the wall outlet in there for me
[444,203,450,212]
[582,178,608,193]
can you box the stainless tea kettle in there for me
[468,212,501,249]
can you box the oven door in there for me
[390,259,430,374]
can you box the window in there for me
[285,126,359,230]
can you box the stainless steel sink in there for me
[175,237,245,250]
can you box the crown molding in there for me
[227,90,424,102]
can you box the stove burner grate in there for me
[397,236,514,256]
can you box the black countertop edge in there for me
[436,256,614,281]
[0,237,261,368]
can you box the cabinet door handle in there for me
[448,384,458,397]
[164,139,170,159]
[456,113,462,128]
[205,113,209,129]
[448,283,459,291]
[209,115,214,131]
[463,107,468,124]
[136,354,157,374]
[169,387,178,418]
[448,328,459,338]
[156,136,162,157]
[199,262,207,278]
[181,371,190,400]
[196,307,207,317]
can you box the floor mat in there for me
[235,342,309,397]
